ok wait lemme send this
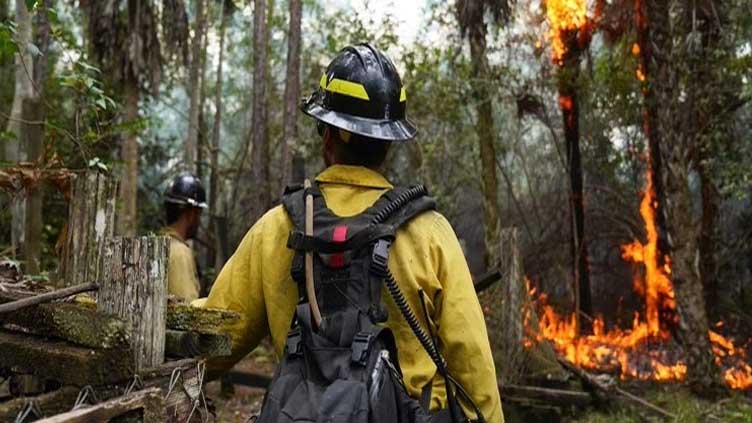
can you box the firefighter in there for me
[201,44,503,422]
[162,173,206,301]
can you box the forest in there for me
[0,0,751,422]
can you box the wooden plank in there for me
[166,302,240,334]
[138,359,208,423]
[165,329,231,358]
[0,301,130,349]
[0,330,133,386]
[35,387,164,423]
[0,387,79,421]
[59,172,117,288]
[99,237,168,370]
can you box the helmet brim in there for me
[164,196,208,209]
[303,103,417,142]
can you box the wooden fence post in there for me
[59,171,117,287]
[99,237,169,370]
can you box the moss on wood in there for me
[1,302,130,349]
[0,330,133,386]
[165,329,231,358]
[166,304,240,334]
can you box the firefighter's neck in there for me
[169,211,196,241]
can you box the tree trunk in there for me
[118,66,140,236]
[184,0,206,173]
[646,0,722,392]
[249,0,270,223]
[280,0,301,190]
[558,64,592,329]
[468,26,501,268]
[6,0,33,258]
[209,2,227,271]
[635,0,670,269]
[698,162,719,319]
[23,0,52,275]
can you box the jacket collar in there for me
[161,226,187,244]
[315,165,393,190]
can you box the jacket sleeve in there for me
[202,215,271,375]
[168,242,200,301]
[430,214,504,423]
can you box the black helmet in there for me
[164,173,207,209]
[301,43,417,142]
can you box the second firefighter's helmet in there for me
[302,43,417,142]
[164,173,207,209]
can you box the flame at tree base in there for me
[523,166,752,389]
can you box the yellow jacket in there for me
[163,228,201,301]
[203,165,503,423]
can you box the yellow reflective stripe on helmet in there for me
[319,74,370,101]
[400,88,407,102]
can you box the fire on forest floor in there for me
[523,142,752,389]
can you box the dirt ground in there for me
[205,350,277,423]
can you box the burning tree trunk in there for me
[544,0,594,331]
[558,67,592,330]
[641,0,723,392]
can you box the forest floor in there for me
[206,344,752,423]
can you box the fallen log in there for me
[0,283,98,314]
[0,330,133,386]
[165,329,231,358]
[556,357,677,419]
[35,387,164,423]
[0,386,79,421]
[500,384,592,407]
[166,303,241,334]
[1,301,130,349]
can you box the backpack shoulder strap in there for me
[375,185,437,231]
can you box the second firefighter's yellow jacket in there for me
[201,164,503,423]
[163,228,201,301]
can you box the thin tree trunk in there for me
[280,0,301,189]
[248,0,270,223]
[558,63,592,329]
[468,26,501,268]
[196,19,209,182]
[209,2,227,270]
[635,0,670,264]
[184,0,207,173]
[22,0,52,274]
[118,66,140,236]
[6,0,33,258]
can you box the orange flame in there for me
[544,0,588,65]
[523,149,752,389]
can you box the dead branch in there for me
[556,357,677,419]
[0,282,98,314]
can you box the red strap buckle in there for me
[328,225,348,268]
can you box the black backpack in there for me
[254,183,486,423]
